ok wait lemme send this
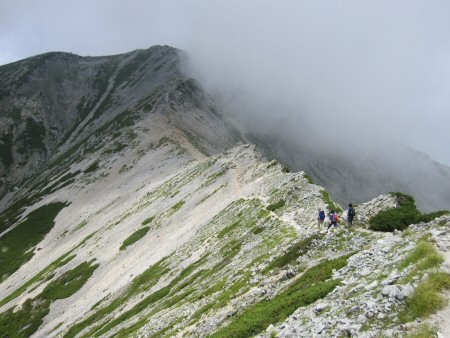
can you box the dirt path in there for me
[230,168,243,198]
[436,250,450,337]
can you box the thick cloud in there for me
[0,0,449,165]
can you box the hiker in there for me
[327,211,339,231]
[317,208,325,227]
[347,203,355,226]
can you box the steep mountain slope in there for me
[0,46,449,337]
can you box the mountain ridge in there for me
[0,45,449,337]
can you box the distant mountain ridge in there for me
[0,45,449,211]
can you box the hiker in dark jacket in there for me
[347,203,355,226]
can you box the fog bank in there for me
[183,0,450,166]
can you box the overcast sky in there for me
[1,0,449,165]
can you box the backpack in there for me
[319,210,325,220]
[333,213,340,222]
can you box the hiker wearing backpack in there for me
[327,211,339,231]
[347,203,355,226]
[317,208,325,227]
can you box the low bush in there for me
[420,210,450,223]
[369,193,420,232]
[369,192,449,232]
[141,215,155,225]
[266,200,285,212]
[120,227,150,250]
[264,234,321,272]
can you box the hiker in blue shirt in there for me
[317,208,325,227]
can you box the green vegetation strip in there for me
[67,256,208,337]
[264,234,322,272]
[64,258,170,337]
[398,236,444,288]
[218,221,241,239]
[0,202,69,281]
[210,255,350,338]
[120,227,150,250]
[142,216,155,225]
[0,261,98,338]
[369,192,450,232]
[400,272,450,323]
[266,199,285,212]
[0,253,75,307]
[320,190,342,213]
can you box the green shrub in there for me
[267,200,286,212]
[369,193,449,232]
[41,261,99,300]
[420,210,450,223]
[0,202,69,280]
[141,216,155,225]
[84,161,99,174]
[369,193,420,232]
[120,227,150,250]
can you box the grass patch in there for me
[252,226,265,235]
[303,173,314,184]
[218,221,241,239]
[211,255,350,338]
[400,239,444,284]
[266,200,286,212]
[84,161,99,174]
[399,240,440,270]
[257,209,270,219]
[142,215,155,225]
[120,227,150,250]
[264,234,321,272]
[400,272,450,323]
[0,260,98,337]
[40,260,99,300]
[406,323,437,338]
[0,202,69,281]
[0,253,75,307]
[72,220,88,233]
[320,190,342,213]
